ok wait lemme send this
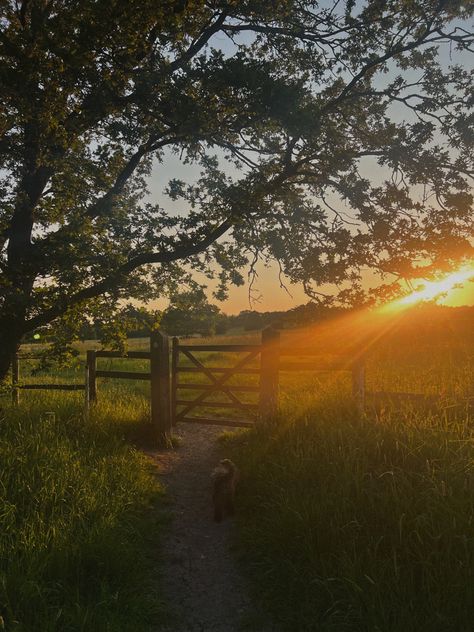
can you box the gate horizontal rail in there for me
[176,400,259,409]
[179,416,254,428]
[177,383,260,392]
[177,366,260,375]
[179,344,261,352]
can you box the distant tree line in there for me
[24,290,474,353]
[25,290,351,342]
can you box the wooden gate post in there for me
[86,350,97,404]
[12,354,19,406]
[171,336,179,426]
[259,326,280,420]
[352,356,366,414]
[150,331,172,446]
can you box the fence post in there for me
[171,336,179,426]
[259,326,280,420]
[352,356,365,414]
[12,355,19,406]
[150,330,172,446]
[84,361,89,418]
[86,350,97,404]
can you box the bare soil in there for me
[148,423,276,632]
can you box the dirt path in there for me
[149,423,275,632]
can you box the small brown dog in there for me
[212,459,239,523]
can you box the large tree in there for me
[0,0,473,378]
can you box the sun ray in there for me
[395,265,474,308]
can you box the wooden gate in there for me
[171,340,263,427]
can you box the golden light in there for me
[394,265,474,308]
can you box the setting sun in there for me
[397,265,474,307]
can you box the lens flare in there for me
[396,265,474,307]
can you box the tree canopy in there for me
[0,0,473,376]
[160,288,223,336]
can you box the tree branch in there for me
[320,18,447,112]
[24,217,234,331]
[168,10,229,72]
[31,135,178,265]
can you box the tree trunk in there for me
[0,315,21,383]
[0,318,24,383]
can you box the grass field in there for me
[1,306,473,630]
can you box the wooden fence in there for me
[13,326,444,444]
[13,331,172,445]
[11,354,86,407]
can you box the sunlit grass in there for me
[222,339,474,632]
[224,391,474,631]
[0,394,165,632]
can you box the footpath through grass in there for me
[0,393,165,632]
[226,392,474,632]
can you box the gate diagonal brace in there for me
[181,350,244,408]
[176,348,261,420]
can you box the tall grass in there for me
[8,315,474,630]
[0,394,165,631]
[226,390,474,632]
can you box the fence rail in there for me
[19,383,85,391]
[11,355,85,406]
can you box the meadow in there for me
[1,305,473,631]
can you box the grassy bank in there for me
[227,393,474,632]
[0,395,164,632]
